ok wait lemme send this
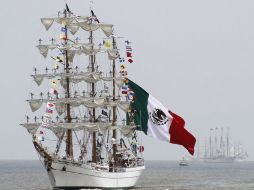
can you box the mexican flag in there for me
[127,79,196,155]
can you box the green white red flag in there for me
[127,79,196,155]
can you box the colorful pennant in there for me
[125,40,133,63]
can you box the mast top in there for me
[90,0,95,10]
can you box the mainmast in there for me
[112,36,117,168]
[89,14,97,163]
[64,7,73,159]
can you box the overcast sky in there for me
[0,0,254,160]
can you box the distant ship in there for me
[179,157,189,166]
[196,128,248,163]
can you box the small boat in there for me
[179,157,188,166]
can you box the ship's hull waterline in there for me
[46,161,145,189]
[202,157,235,163]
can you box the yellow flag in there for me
[52,80,57,86]
[120,64,126,70]
[103,40,112,48]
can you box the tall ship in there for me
[21,3,145,189]
[20,2,196,189]
[197,128,248,163]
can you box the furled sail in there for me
[40,18,54,30]
[67,50,76,62]
[55,102,66,116]
[36,43,94,58]
[40,16,113,37]
[117,125,136,137]
[32,72,125,87]
[33,75,44,86]
[107,49,119,60]
[54,122,112,132]
[29,100,43,112]
[100,24,114,37]
[81,45,101,55]
[50,126,66,139]
[21,122,137,136]
[79,22,100,31]
[55,17,74,25]
[20,123,41,135]
[68,24,80,35]
[36,45,49,58]
[27,97,130,112]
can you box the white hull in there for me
[46,161,145,189]
[179,161,188,166]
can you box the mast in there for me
[112,36,117,168]
[209,128,213,158]
[204,138,207,159]
[220,128,224,156]
[89,19,97,163]
[214,128,217,157]
[196,136,199,159]
[226,128,229,157]
[64,7,73,159]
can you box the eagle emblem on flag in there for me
[149,108,168,125]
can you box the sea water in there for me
[0,160,254,190]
